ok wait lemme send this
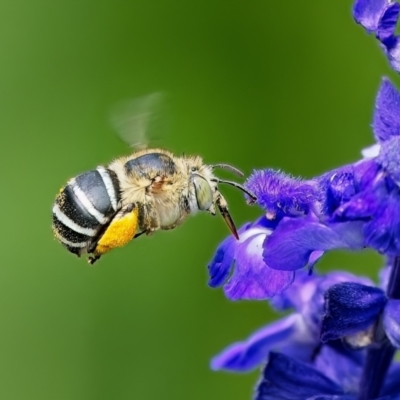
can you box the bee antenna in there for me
[212,164,244,178]
[211,178,257,202]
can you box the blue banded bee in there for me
[52,94,256,264]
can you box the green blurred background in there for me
[0,0,390,399]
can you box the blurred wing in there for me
[109,92,168,150]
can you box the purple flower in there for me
[211,271,373,373]
[261,78,400,273]
[354,0,400,73]
[319,261,400,350]
[321,282,385,342]
[207,2,400,399]
[208,216,295,300]
[255,351,400,400]
[211,314,316,373]
[208,81,400,294]
[212,265,400,399]
[321,281,392,347]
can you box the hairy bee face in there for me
[182,157,215,213]
[52,148,256,264]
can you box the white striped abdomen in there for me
[52,167,121,256]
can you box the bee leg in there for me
[88,255,101,265]
[134,231,146,239]
[208,203,216,216]
[88,203,140,263]
[137,201,160,235]
[215,191,240,240]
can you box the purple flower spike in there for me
[353,0,388,32]
[373,78,400,142]
[208,217,294,300]
[209,2,400,398]
[321,282,387,343]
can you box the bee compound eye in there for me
[192,175,213,211]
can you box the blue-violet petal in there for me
[211,314,312,372]
[255,352,344,400]
[383,299,400,348]
[353,0,388,32]
[373,78,400,143]
[264,218,365,271]
[321,282,386,342]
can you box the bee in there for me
[52,95,256,264]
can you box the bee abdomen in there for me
[52,167,121,256]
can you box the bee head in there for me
[187,159,257,240]
[185,157,214,211]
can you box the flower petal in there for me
[207,235,236,288]
[380,362,400,397]
[373,78,400,143]
[386,37,400,73]
[255,352,345,400]
[354,1,400,74]
[314,344,364,393]
[211,314,313,372]
[207,222,251,287]
[224,231,294,300]
[377,136,400,184]
[269,270,322,312]
[383,299,400,348]
[363,193,400,255]
[305,396,354,400]
[305,272,375,340]
[263,217,365,271]
[354,159,381,192]
[208,217,296,300]
[319,166,356,216]
[353,0,388,32]
[333,189,379,222]
[376,2,400,44]
[321,282,386,342]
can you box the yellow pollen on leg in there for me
[94,207,139,256]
